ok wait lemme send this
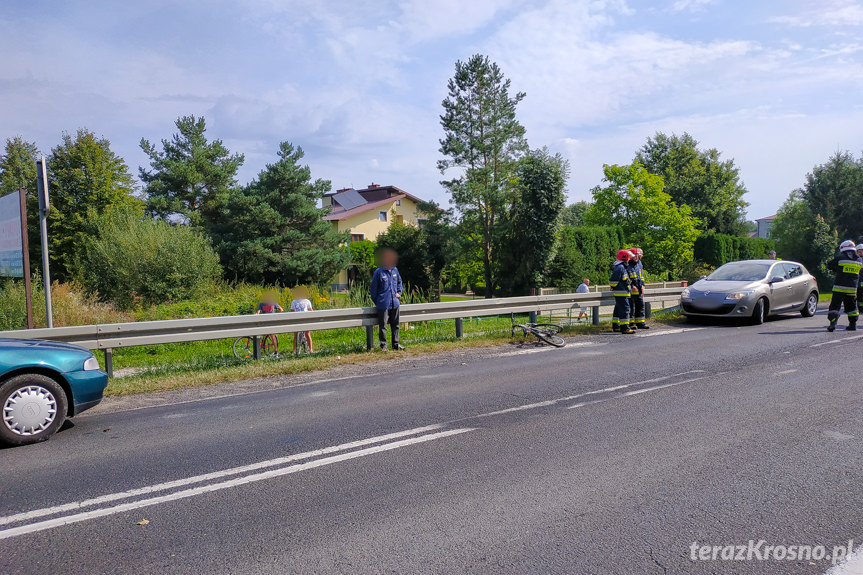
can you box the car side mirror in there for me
[770,276,785,284]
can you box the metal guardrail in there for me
[0,288,684,376]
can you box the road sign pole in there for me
[36,157,52,328]
[18,189,33,329]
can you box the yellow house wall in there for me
[328,197,421,289]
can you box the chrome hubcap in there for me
[3,385,58,436]
[808,296,817,314]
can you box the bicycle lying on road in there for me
[233,334,279,359]
[510,313,566,348]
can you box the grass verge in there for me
[102,315,619,397]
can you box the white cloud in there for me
[669,0,718,13]
[771,0,863,27]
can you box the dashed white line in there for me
[476,371,706,418]
[809,334,863,348]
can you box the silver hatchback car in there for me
[681,260,819,324]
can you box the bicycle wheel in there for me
[531,323,562,335]
[261,334,279,357]
[233,336,254,359]
[532,328,566,348]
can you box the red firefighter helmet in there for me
[616,249,634,262]
[631,247,643,257]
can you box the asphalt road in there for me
[3,309,863,574]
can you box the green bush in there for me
[694,232,774,267]
[79,212,222,308]
[546,225,626,288]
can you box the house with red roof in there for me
[323,183,426,288]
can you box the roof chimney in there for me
[368,183,380,189]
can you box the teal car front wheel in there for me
[1,374,68,446]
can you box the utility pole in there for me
[36,156,53,328]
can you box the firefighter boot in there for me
[847,316,858,331]
[828,311,838,332]
[620,323,635,334]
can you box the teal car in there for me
[0,339,108,446]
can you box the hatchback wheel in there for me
[751,298,768,325]
[801,292,818,317]
[0,374,68,446]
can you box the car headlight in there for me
[725,291,753,301]
[83,357,101,371]
[681,288,691,300]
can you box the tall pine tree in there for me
[438,54,528,297]
[210,142,349,285]
[140,115,244,227]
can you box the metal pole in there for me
[18,189,33,329]
[529,311,537,324]
[36,157,52,328]
[592,305,599,326]
[252,335,261,360]
[455,318,463,338]
[104,349,114,378]
[365,325,374,351]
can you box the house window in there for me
[350,233,365,242]
[395,199,401,206]
[379,211,387,221]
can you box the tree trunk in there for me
[483,244,493,298]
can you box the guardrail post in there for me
[103,348,113,378]
[365,325,374,350]
[592,306,599,326]
[645,301,652,319]
[529,311,537,324]
[252,336,261,360]
[455,318,463,338]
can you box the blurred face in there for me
[857,249,863,258]
[584,279,590,285]
[377,248,398,269]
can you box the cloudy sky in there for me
[2,0,862,220]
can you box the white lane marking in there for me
[0,424,443,527]
[636,327,705,338]
[476,371,706,418]
[0,428,473,540]
[569,376,709,409]
[810,335,863,348]
[774,369,797,376]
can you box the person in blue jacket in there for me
[370,247,405,351]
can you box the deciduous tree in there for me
[47,129,140,281]
[585,163,700,278]
[635,132,748,235]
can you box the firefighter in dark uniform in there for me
[856,243,863,319]
[611,249,636,334]
[827,239,863,332]
[628,247,649,329]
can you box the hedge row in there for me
[694,232,775,267]
[546,225,626,288]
